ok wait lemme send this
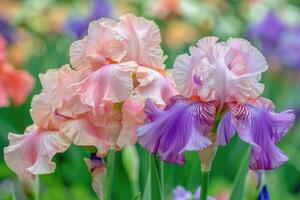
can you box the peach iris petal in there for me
[173,36,268,104]
[70,18,121,70]
[4,125,70,179]
[31,65,90,129]
[76,62,136,113]
[60,118,110,155]
[117,99,145,147]
[113,14,166,68]
[134,66,178,105]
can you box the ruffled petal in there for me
[134,66,178,105]
[60,118,110,155]
[173,37,268,104]
[113,14,166,68]
[70,18,120,70]
[217,112,236,145]
[30,65,87,129]
[137,99,214,164]
[76,62,136,113]
[231,103,295,170]
[173,54,199,97]
[4,125,70,179]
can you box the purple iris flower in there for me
[247,11,286,57]
[65,0,112,39]
[217,102,295,170]
[276,27,300,71]
[0,16,16,44]
[137,97,216,165]
[247,11,300,70]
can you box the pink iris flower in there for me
[4,15,177,197]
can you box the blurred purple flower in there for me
[0,16,16,44]
[172,186,215,200]
[247,11,300,71]
[65,0,112,39]
[172,186,193,200]
[247,11,286,55]
[277,28,300,71]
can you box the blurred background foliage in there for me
[0,0,300,199]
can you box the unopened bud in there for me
[122,145,140,182]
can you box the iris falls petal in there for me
[231,104,295,170]
[137,98,215,164]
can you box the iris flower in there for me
[137,37,295,170]
[4,14,177,197]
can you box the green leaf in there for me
[230,147,251,200]
[143,155,162,200]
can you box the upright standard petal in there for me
[137,99,214,164]
[173,37,268,104]
[76,62,136,114]
[70,18,120,70]
[4,125,70,179]
[112,14,166,68]
[231,102,295,170]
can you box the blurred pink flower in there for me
[0,35,34,107]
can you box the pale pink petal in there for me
[60,118,110,155]
[76,62,136,114]
[134,66,178,105]
[173,53,199,97]
[30,93,61,129]
[117,99,145,147]
[4,125,70,179]
[69,38,90,70]
[174,36,268,104]
[70,18,121,70]
[112,14,166,68]
[31,65,90,129]
[0,64,34,106]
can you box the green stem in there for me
[34,175,40,200]
[131,179,140,196]
[104,150,116,200]
[200,170,210,200]
[150,155,162,200]
[160,161,164,197]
